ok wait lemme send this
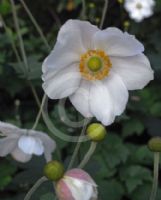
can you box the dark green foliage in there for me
[0,0,161,200]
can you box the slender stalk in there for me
[81,0,86,20]
[19,0,50,51]
[0,14,21,63]
[67,118,90,170]
[78,141,97,168]
[28,81,41,106]
[10,0,29,74]
[149,152,160,200]
[100,0,109,29]
[24,176,47,200]
[31,94,46,130]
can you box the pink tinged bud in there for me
[56,169,98,200]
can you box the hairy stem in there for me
[100,0,109,29]
[31,94,46,130]
[24,176,47,200]
[78,141,97,168]
[10,0,29,74]
[67,118,91,170]
[149,152,160,200]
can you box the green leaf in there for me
[99,180,124,200]
[131,183,161,200]
[40,193,56,200]
[102,134,130,168]
[0,161,16,189]
[0,0,11,15]
[150,102,161,117]
[122,119,144,137]
[119,165,152,193]
[11,55,42,80]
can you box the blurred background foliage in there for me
[0,0,161,199]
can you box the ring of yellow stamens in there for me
[79,50,112,81]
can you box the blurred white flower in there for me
[42,20,154,126]
[56,168,98,200]
[0,121,56,163]
[124,0,155,22]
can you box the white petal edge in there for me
[93,27,144,57]
[69,79,93,118]
[89,81,115,126]
[103,72,129,116]
[43,64,81,99]
[0,136,18,156]
[0,121,22,136]
[111,53,154,90]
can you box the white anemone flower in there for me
[124,0,155,22]
[42,20,154,126]
[0,121,56,163]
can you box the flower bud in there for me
[44,161,64,181]
[56,168,98,200]
[87,123,106,142]
[148,137,161,152]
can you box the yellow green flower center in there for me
[79,49,112,80]
[87,56,102,72]
[136,3,142,9]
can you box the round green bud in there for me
[44,160,64,181]
[87,123,106,142]
[148,137,161,152]
[87,56,102,72]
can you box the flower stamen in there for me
[79,50,112,80]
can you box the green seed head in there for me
[87,123,107,142]
[44,160,64,181]
[148,137,161,152]
[87,56,102,72]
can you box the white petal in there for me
[111,54,154,90]
[31,130,56,162]
[43,64,81,99]
[42,20,98,74]
[69,80,93,118]
[0,136,18,156]
[11,147,32,163]
[89,81,115,126]
[57,20,99,50]
[0,121,21,136]
[93,27,144,57]
[64,177,96,200]
[103,72,129,116]
[18,135,44,156]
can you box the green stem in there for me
[149,152,160,200]
[31,94,46,130]
[0,14,21,63]
[10,0,29,74]
[100,0,109,29]
[19,0,50,51]
[81,0,86,20]
[24,176,47,200]
[67,118,91,170]
[78,141,97,168]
